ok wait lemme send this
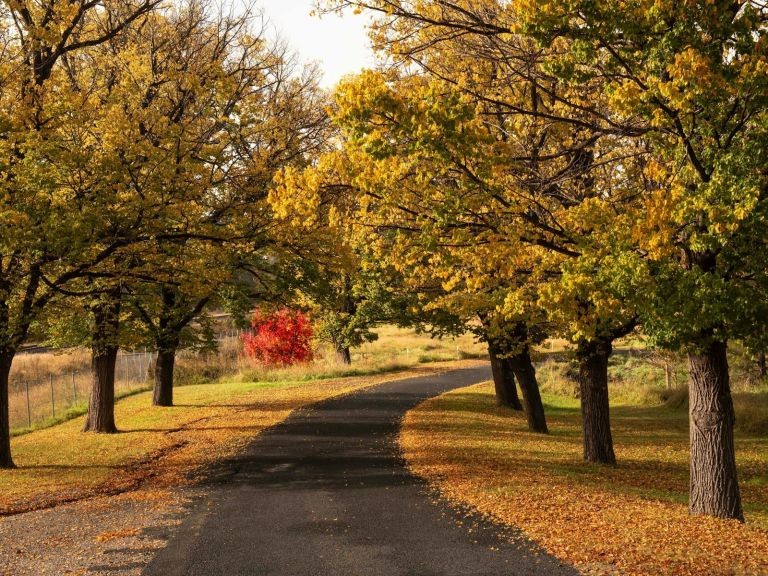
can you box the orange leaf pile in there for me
[401,382,768,576]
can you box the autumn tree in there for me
[301,268,386,364]
[51,1,328,420]
[0,0,158,466]
[329,67,633,440]
[517,0,768,521]
[242,307,314,365]
[130,281,215,408]
[329,0,768,520]
[483,316,523,412]
[321,0,653,457]
[37,2,230,429]
[273,110,553,433]
[115,3,328,407]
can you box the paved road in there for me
[144,367,576,576]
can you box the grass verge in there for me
[400,382,768,576]
[0,358,483,515]
[9,325,487,435]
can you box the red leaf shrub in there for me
[241,308,314,365]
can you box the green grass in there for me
[1,324,487,511]
[9,325,488,437]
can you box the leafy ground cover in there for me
[401,381,768,575]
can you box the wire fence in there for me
[8,329,482,434]
[8,335,247,434]
[8,349,157,432]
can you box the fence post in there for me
[25,380,31,428]
[50,373,55,418]
[71,371,77,402]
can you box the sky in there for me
[256,1,376,88]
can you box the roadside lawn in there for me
[0,359,483,515]
[401,382,768,576]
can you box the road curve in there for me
[143,366,576,576]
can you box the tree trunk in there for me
[508,348,549,433]
[84,345,118,433]
[577,339,616,465]
[688,340,743,521]
[336,345,352,365]
[150,286,195,407]
[153,345,177,407]
[0,351,15,468]
[488,345,523,410]
[83,293,120,433]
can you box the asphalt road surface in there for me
[143,366,576,576]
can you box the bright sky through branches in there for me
[257,1,375,88]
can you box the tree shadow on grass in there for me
[169,401,299,410]
[413,388,768,521]
[17,463,119,470]
[126,425,264,434]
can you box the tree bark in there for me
[83,293,120,433]
[508,347,549,433]
[336,345,352,365]
[688,340,743,521]
[488,344,522,410]
[147,286,205,408]
[577,339,616,464]
[0,350,15,468]
[153,344,177,407]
